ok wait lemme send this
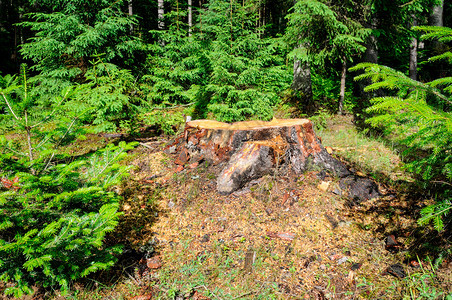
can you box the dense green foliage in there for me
[351,25,452,231]
[285,0,369,67]
[19,0,141,81]
[284,0,370,113]
[0,69,135,296]
[77,59,145,132]
[145,0,291,122]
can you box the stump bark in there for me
[167,118,379,200]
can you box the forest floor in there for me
[27,115,452,300]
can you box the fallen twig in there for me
[139,142,154,150]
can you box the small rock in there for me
[167,200,175,208]
[351,263,362,270]
[319,264,326,270]
[385,263,406,278]
[385,235,401,252]
[189,162,199,169]
[339,175,380,204]
[332,186,342,196]
[329,253,343,261]
[168,145,177,154]
[337,256,349,265]
[200,234,210,243]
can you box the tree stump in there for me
[167,118,379,200]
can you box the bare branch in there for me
[1,92,21,121]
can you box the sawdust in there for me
[186,118,310,130]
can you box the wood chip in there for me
[266,231,295,241]
[146,256,162,269]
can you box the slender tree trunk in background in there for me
[429,0,444,77]
[230,0,233,48]
[364,32,378,63]
[338,59,346,115]
[409,38,417,80]
[158,0,165,45]
[292,54,314,114]
[18,12,24,45]
[128,0,133,34]
[429,0,443,49]
[188,0,192,36]
[409,18,417,80]
[354,13,379,126]
[258,0,262,38]
[430,0,443,27]
[158,0,165,30]
[199,0,203,34]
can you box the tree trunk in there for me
[364,17,378,64]
[430,0,443,27]
[166,119,380,201]
[292,52,314,114]
[188,0,192,36]
[355,14,380,124]
[409,37,417,80]
[128,0,134,34]
[338,59,347,115]
[168,119,350,194]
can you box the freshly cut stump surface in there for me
[168,118,379,199]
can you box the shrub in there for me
[0,69,135,296]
